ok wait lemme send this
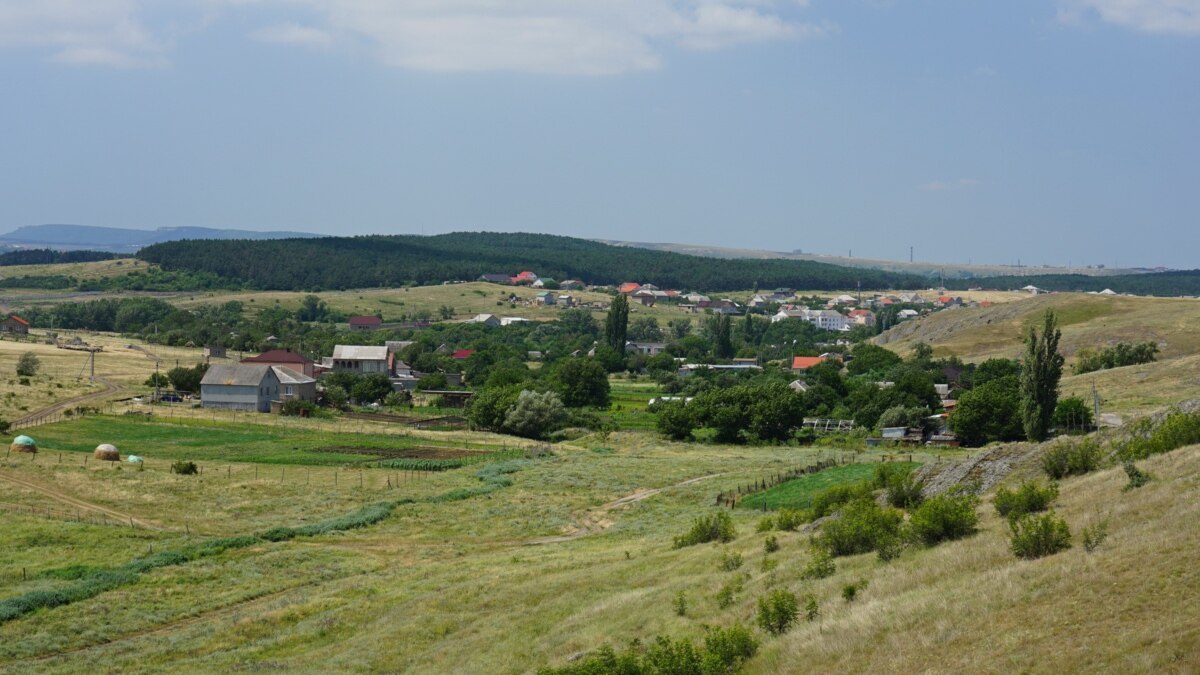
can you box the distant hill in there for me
[0,224,319,252]
[597,239,1155,279]
[138,231,929,292]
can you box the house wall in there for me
[201,382,277,413]
[280,382,317,402]
[333,359,388,374]
[0,319,28,334]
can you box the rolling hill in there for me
[137,232,931,292]
[0,224,319,252]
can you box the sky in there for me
[0,1,1197,269]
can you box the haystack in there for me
[10,435,36,454]
[94,443,120,462]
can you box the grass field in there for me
[736,462,918,511]
[0,258,153,281]
[1,411,1196,672]
[169,282,695,324]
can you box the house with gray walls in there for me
[200,364,281,412]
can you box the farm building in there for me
[200,364,281,413]
[241,349,316,377]
[348,315,383,331]
[272,366,317,403]
[331,345,389,374]
[0,314,29,335]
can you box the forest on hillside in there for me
[136,232,930,292]
[0,249,127,266]
[945,270,1200,297]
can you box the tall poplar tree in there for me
[1020,310,1065,442]
[604,294,629,352]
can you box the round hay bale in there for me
[94,443,120,462]
[10,434,36,454]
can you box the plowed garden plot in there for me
[318,446,482,460]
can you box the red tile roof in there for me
[791,356,828,370]
[3,314,29,326]
[618,282,641,294]
[452,349,476,360]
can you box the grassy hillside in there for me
[1,414,1195,672]
[874,293,1200,416]
[0,258,153,283]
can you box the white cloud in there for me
[0,0,168,67]
[258,1,827,75]
[0,0,826,72]
[251,22,332,48]
[1059,0,1200,35]
[919,178,981,192]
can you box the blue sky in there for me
[1,1,1197,268]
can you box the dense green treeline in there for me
[0,249,127,266]
[946,270,1200,297]
[137,232,929,292]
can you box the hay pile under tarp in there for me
[94,443,120,462]
[10,435,36,454]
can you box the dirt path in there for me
[522,473,722,546]
[0,470,162,530]
[10,376,124,428]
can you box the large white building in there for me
[771,308,850,331]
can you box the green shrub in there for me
[885,471,925,509]
[876,534,905,562]
[1010,512,1072,559]
[701,624,758,670]
[842,579,868,603]
[800,549,835,580]
[810,482,874,519]
[280,399,318,417]
[908,493,979,546]
[170,460,198,475]
[673,590,687,617]
[1122,461,1152,491]
[719,551,744,572]
[1082,518,1109,553]
[756,516,775,532]
[993,481,1058,520]
[539,625,757,675]
[803,593,820,622]
[815,499,904,557]
[757,589,799,635]
[1119,410,1200,460]
[763,535,780,554]
[1041,438,1102,479]
[673,511,736,548]
[775,508,805,532]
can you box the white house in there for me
[331,345,389,374]
[772,308,849,331]
[626,341,668,356]
[466,314,502,326]
[272,366,317,403]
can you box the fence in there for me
[0,500,145,529]
[715,451,924,509]
[10,406,100,432]
[802,418,857,433]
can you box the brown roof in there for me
[241,349,312,365]
[349,315,383,327]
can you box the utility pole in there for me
[1092,380,1101,423]
[155,360,160,403]
[909,246,913,263]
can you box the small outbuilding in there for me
[10,435,36,454]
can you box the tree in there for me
[627,317,664,342]
[1021,310,1065,442]
[296,294,329,322]
[713,314,734,359]
[553,358,610,408]
[351,373,394,404]
[502,390,568,439]
[466,385,522,432]
[1053,396,1094,430]
[668,319,693,340]
[846,343,902,376]
[438,305,455,320]
[604,294,629,352]
[16,352,40,378]
[559,308,598,337]
[949,375,1023,446]
[656,400,696,440]
[144,372,170,388]
[166,363,208,392]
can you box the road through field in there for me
[521,472,724,546]
[9,376,124,428]
[0,470,162,530]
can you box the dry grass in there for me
[171,282,691,324]
[0,258,152,281]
